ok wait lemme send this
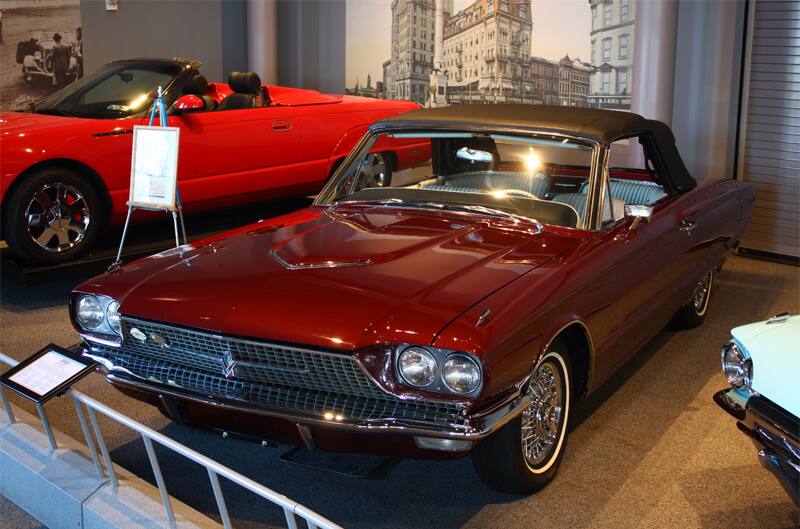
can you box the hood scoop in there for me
[271,249,372,270]
[269,210,473,270]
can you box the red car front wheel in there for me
[472,344,572,494]
[4,168,105,264]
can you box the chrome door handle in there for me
[272,120,292,133]
[678,218,696,232]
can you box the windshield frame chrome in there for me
[314,123,606,231]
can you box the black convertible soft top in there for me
[378,104,697,194]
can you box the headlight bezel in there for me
[76,295,104,330]
[394,345,483,397]
[442,354,482,394]
[397,347,438,388]
[721,341,752,389]
[72,293,123,341]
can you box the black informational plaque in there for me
[0,344,96,404]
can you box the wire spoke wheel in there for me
[24,182,91,253]
[692,271,712,315]
[521,361,564,467]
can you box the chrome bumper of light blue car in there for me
[715,388,800,508]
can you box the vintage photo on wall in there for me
[0,0,83,111]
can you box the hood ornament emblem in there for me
[130,327,147,342]
[270,249,372,270]
[477,308,491,327]
[222,351,237,379]
[766,312,790,325]
[150,334,170,348]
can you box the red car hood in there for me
[0,111,88,134]
[81,206,579,351]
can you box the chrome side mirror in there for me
[624,204,653,231]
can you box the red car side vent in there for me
[93,129,133,138]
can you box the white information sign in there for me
[9,350,86,396]
[129,125,180,211]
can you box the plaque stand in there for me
[109,86,187,271]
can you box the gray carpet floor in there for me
[1,254,798,529]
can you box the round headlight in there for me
[106,301,121,335]
[398,347,437,387]
[721,342,752,388]
[442,355,481,394]
[76,295,104,330]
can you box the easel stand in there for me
[110,87,187,271]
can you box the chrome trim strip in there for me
[79,332,122,348]
[539,319,596,395]
[93,362,529,440]
[270,249,372,270]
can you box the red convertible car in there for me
[70,106,754,493]
[0,57,418,263]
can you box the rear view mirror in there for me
[624,204,653,231]
[456,147,493,164]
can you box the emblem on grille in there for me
[130,327,147,342]
[222,351,237,379]
[149,334,170,348]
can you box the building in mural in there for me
[440,0,532,105]
[345,73,379,98]
[558,54,591,107]
[530,56,559,105]
[352,0,630,110]
[382,0,449,104]
[588,0,634,109]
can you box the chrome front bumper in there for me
[79,344,530,442]
[715,388,800,508]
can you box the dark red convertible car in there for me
[0,57,418,263]
[70,106,754,493]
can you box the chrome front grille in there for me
[91,317,466,427]
[118,319,385,398]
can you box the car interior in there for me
[417,134,669,225]
[336,132,671,230]
[181,70,271,111]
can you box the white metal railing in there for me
[0,352,343,529]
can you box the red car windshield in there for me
[33,62,182,119]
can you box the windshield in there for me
[33,62,182,119]
[316,130,599,229]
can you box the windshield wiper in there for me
[333,198,405,207]
[36,108,78,117]
[334,199,541,228]
[418,202,540,226]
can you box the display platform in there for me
[1,196,313,286]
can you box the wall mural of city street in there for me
[346,0,634,109]
[0,0,83,112]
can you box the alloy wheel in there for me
[24,182,91,253]
[360,153,389,187]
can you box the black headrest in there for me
[228,71,261,94]
[183,74,209,95]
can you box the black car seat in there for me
[218,71,269,110]
[182,74,217,111]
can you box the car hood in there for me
[81,205,579,351]
[732,314,800,417]
[0,111,87,134]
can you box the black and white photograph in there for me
[0,0,83,111]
